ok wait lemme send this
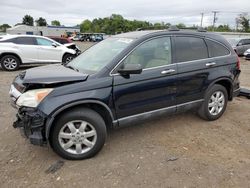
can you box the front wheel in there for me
[50,108,107,160]
[198,84,228,121]
[62,54,74,64]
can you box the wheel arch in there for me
[206,77,233,100]
[0,52,22,64]
[62,52,74,62]
[45,100,115,139]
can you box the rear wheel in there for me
[198,84,228,121]
[1,55,20,71]
[50,108,107,160]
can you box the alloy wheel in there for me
[3,58,17,70]
[66,56,73,63]
[58,120,97,154]
[208,91,225,116]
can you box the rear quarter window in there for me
[0,38,17,43]
[175,36,208,62]
[205,39,230,57]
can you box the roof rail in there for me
[197,27,207,32]
[168,25,180,31]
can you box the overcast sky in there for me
[0,0,249,28]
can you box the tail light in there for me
[236,56,240,70]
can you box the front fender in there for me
[44,99,115,139]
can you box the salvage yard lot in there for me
[0,42,250,187]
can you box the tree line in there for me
[0,14,249,34]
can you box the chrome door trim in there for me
[113,99,204,124]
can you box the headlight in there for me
[16,88,53,108]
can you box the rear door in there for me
[242,39,250,52]
[15,37,39,63]
[174,36,212,109]
[35,37,62,63]
[112,36,177,119]
[237,39,246,55]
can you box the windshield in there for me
[67,37,134,74]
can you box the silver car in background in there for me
[227,38,250,56]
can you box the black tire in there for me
[62,54,74,64]
[198,84,228,121]
[50,108,107,160]
[0,55,20,71]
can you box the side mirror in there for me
[237,43,242,46]
[118,64,142,75]
[52,42,57,47]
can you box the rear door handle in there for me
[161,69,176,75]
[206,62,216,67]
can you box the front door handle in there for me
[161,69,176,75]
[206,62,216,67]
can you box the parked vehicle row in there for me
[70,33,104,42]
[9,29,241,160]
[227,37,250,60]
[0,35,81,71]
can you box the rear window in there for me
[206,39,230,57]
[175,37,208,62]
[15,37,36,45]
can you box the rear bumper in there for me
[233,88,240,97]
[13,107,47,146]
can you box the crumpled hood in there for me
[23,64,88,84]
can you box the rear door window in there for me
[15,37,36,45]
[175,37,208,62]
[205,39,230,57]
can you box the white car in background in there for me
[0,35,76,71]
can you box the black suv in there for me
[9,29,241,160]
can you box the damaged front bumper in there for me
[13,107,47,146]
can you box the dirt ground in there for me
[0,42,250,188]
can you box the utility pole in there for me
[200,13,204,27]
[212,11,219,31]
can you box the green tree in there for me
[216,24,231,32]
[153,23,162,29]
[176,23,186,29]
[0,24,11,32]
[79,14,170,34]
[80,19,92,32]
[22,15,34,26]
[51,20,61,26]
[239,16,250,32]
[35,17,47,26]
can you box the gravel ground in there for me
[0,42,250,188]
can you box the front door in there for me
[35,38,62,63]
[112,36,177,120]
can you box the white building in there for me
[6,25,80,36]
